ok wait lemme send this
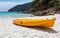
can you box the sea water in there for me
[0,12,34,18]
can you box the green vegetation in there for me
[29,0,60,10]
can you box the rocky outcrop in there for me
[26,8,59,16]
[24,0,60,16]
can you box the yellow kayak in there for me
[13,17,55,28]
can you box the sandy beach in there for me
[0,14,60,38]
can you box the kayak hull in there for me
[13,17,55,28]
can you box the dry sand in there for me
[0,14,60,38]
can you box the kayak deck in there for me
[13,17,55,28]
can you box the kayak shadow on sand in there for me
[13,23,58,33]
[22,26,58,33]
